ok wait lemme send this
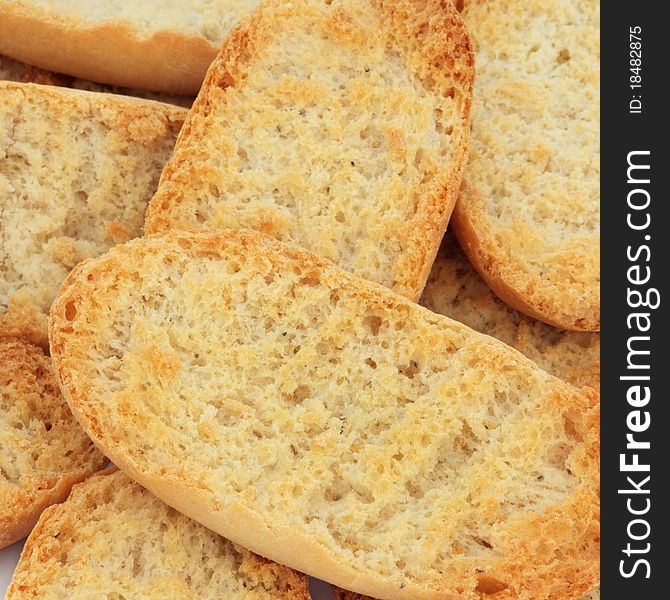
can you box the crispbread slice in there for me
[145,0,474,301]
[0,1,260,94]
[0,82,186,347]
[50,229,599,600]
[420,232,600,390]
[451,0,600,331]
[7,469,310,598]
[0,338,106,550]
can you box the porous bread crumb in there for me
[7,469,310,599]
[420,232,599,390]
[0,81,185,346]
[146,0,474,301]
[451,0,600,331]
[0,53,193,106]
[50,230,600,600]
[0,337,106,550]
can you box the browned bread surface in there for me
[50,230,599,600]
[0,81,186,347]
[451,0,600,331]
[0,338,106,549]
[0,1,261,94]
[7,469,310,598]
[145,0,474,301]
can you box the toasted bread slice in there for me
[451,0,600,331]
[7,468,310,598]
[420,232,599,390]
[0,53,193,107]
[0,338,106,550]
[0,82,186,347]
[50,230,599,600]
[145,0,474,301]
[0,1,260,94]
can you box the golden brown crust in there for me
[7,468,310,598]
[0,3,217,94]
[0,338,107,550]
[451,0,600,332]
[452,208,600,332]
[49,230,599,600]
[0,300,49,350]
[0,81,187,347]
[145,0,474,301]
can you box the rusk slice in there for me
[451,0,600,331]
[7,469,310,598]
[50,230,599,600]
[420,233,599,390]
[145,0,474,301]
[0,338,106,550]
[0,82,185,347]
[0,1,260,94]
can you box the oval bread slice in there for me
[0,338,106,550]
[420,232,600,391]
[7,469,310,598]
[145,0,474,302]
[0,0,261,94]
[49,230,599,600]
[451,0,600,331]
[0,81,186,348]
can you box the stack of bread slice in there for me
[1,0,599,598]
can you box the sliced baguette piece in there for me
[0,81,186,348]
[0,0,260,95]
[50,229,599,600]
[451,0,600,331]
[420,232,600,391]
[7,468,310,599]
[0,53,193,107]
[0,338,106,550]
[145,0,474,301]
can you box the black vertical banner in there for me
[601,2,669,596]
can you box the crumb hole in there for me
[64,301,77,321]
[475,575,508,595]
[556,49,571,64]
[364,315,383,335]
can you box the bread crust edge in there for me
[0,3,216,95]
[451,203,600,332]
[49,230,599,600]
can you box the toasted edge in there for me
[0,2,217,94]
[0,80,187,346]
[451,206,600,332]
[0,338,107,550]
[144,0,475,302]
[49,230,599,600]
[6,467,311,599]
